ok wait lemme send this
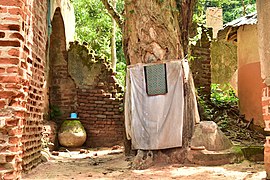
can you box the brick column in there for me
[263,85,270,178]
[0,1,27,179]
[0,0,48,178]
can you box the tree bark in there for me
[241,0,246,16]
[176,0,197,56]
[111,0,117,71]
[101,0,123,27]
[123,0,184,65]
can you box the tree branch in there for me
[176,0,197,56]
[241,0,246,16]
[101,0,124,28]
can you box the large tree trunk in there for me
[123,0,184,65]
[122,0,198,163]
[101,0,197,158]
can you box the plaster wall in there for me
[237,25,264,127]
[211,41,237,91]
[257,1,270,85]
[206,7,223,39]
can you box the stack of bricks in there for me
[0,0,48,179]
[190,26,212,98]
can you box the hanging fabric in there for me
[144,64,168,96]
[125,61,184,150]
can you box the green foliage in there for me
[115,61,126,86]
[210,84,238,106]
[194,0,256,24]
[71,0,126,86]
[49,104,62,120]
[197,83,238,123]
[71,0,113,57]
[189,26,203,46]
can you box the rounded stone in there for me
[190,121,233,151]
[200,121,218,133]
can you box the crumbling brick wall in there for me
[190,27,212,98]
[69,42,124,147]
[0,0,48,179]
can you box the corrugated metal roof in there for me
[224,12,257,28]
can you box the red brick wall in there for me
[69,43,124,147]
[0,0,48,178]
[78,84,124,147]
[23,0,47,172]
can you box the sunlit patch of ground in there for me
[23,148,266,180]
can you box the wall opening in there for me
[48,8,77,125]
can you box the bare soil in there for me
[22,147,266,180]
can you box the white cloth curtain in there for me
[125,61,184,150]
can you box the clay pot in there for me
[58,120,87,148]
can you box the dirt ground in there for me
[22,147,266,180]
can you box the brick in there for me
[9,32,24,41]
[104,112,114,115]
[96,115,106,118]
[0,76,20,83]
[95,101,105,104]
[0,155,6,163]
[8,24,20,31]
[5,84,21,89]
[3,172,17,180]
[9,137,19,144]
[8,7,22,16]
[0,91,17,98]
[0,0,24,6]
[0,40,20,47]
[0,68,5,73]
[0,58,19,65]
[6,67,18,73]
[0,6,8,13]
[262,100,270,107]
[0,32,5,38]
[103,105,114,108]
[264,115,270,121]
[0,100,6,108]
